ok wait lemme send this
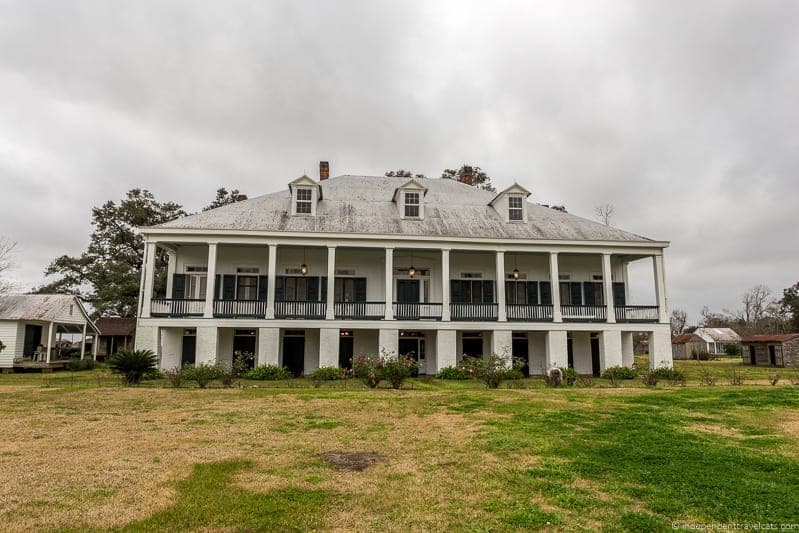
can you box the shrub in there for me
[232,351,255,376]
[68,357,97,371]
[562,367,578,386]
[640,372,659,386]
[109,349,157,385]
[164,367,185,388]
[382,355,418,389]
[184,363,224,388]
[310,366,350,387]
[601,366,638,380]
[245,364,293,381]
[651,366,686,385]
[476,354,524,388]
[352,354,385,388]
[727,369,745,386]
[436,365,472,380]
[576,376,594,388]
[699,367,716,386]
[769,373,780,386]
[725,343,741,356]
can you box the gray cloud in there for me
[1,0,797,323]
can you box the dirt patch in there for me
[318,452,385,471]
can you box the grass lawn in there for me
[1,360,798,531]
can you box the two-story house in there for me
[135,164,673,376]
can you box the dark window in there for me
[335,278,367,302]
[452,280,494,304]
[508,196,523,221]
[296,188,312,214]
[404,191,420,218]
[236,276,258,300]
[279,276,321,301]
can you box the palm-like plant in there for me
[109,349,157,385]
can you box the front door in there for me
[769,345,777,366]
[512,336,530,376]
[567,337,574,369]
[23,324,42,357]
[233,333,256,370]
[590,337,601,377]
[339,336,354,369]
[283,335,305,377]
[181,335,196,366]
[749,345,756,365]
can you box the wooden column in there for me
[441,248,451,321]
[496,251,507,322]
[45,321,54,364]
[326,246,336,320]
[203,243,218,318]
[384,248,394,320]
[266,244,277,319]
[549,252,562,322]
[602,253,616,323]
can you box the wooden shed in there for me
[671,333,707,360]
[740,334,799,367]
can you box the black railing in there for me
[275,300,326,319]
[213,300,267,319]
[506,304,554,322]
[151,298,205,317]
[450,303,499,321]
[334,301,386,320]
[393,302,443,320]
[561,305,607,322]
[615,305,659,323]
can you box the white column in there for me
[545,330,568,369]
[441,248,451,321]
[378,328,398,356]
[257,327,280,366]
[621,332,635,367]
[319,328,340,367]
[196,327,218,365]
[45,321,54,363]
[92,333,98,361]
[204,243,218,319]
[599,330,623,371]
[266,244,277,319]
[602,253,616,323]
[384,248,394,320]
[653,254,669,323]
[491,330,513,363]
[80,323,87,360]
[165,250,176,297]
[649,326,673,369]
[549,252,562,322]
[326,246,336,320]
[496,251,507,322]
[141,241,157,318]
[436,330,457,371]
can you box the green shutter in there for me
[172,274,186,300]
[222,275,236,301]
[451,280,462,304]
[613,282,626,307]
[275,277,285,301]
[570,282,583,305]
[257,276,268,301]
[540,282,552,305]
[583,282,595,306]
[355,278,367,302]
[320,277,327,301]
[483,281,494,304]
[307,277,320,301]
[526,281,539,305]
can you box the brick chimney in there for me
[319,161,330,181]
[459,165,474,186]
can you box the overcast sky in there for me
[1,1,797,323]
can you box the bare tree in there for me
[670,309,688,337]
[734,285,773,327]
[594,203,615,225]
[0,238,17,295]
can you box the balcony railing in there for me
[151,298,205,318]
[213,300,267,319]
[507,304,554,322]
[393,302,443,320]
[334,301,386,320]
[615,305,659,323]
[450,303,499,321]
[561,305,607,322]
[274,300,326,319]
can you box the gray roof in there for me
[155,175,656,243]
[0,294,93,325]
[694,328,741,343]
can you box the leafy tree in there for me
[35,189,186,317]
[782,282,799,331]
[204,188,247,211]
[385,170,426,179]
[441,165,495,191]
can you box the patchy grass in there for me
[0,366,798,531]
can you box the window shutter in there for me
[583,282,595,306]
[526,281,539,305]
[540,282,552,305]
[257,276,268,301]
[570,282,582,305]
[214,275,220,300]
[355,278,367,302]
[172,274,186,300]
[483,281,494,304]
[275,277,285,301]
[307,277,320,301]
[451,280,462,304]
[505,281,514,304]
[222,275,236,301]
[613,282,626,307]
[320,277,327,301]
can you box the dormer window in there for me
[508,196,523,221]
[404,192,420,218]
[296,188,312,214]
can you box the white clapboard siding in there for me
[0,321,20,368]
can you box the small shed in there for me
[95,317,137,359]
[0,294,99,370]
[740,334,799,367]
[693,327,741,355]
[671,333,707,360]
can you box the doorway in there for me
[283,330,305,377]
[512,333,529,376]
[23,324,43,357]
[749,345,756,365]
[768,345,777,366]
[181,330,197,366]
[462,333,483,359]
[590,336,601,377]
[567,337,574,369]
[339,332,354,368]
[233,330,257,370]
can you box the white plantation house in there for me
[135,164,673,376]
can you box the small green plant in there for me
[232,351,255,376]
[476,354,523,388]
[436,365,472,380]
[601,366,638,380]
[245,364,293,381]
[562,367,578,386]
[699,366,716,386]
[352,354,386,388]
[184,363,224,388]
[576,375,594,387]
[382,354,418,389]
[651,366,686,385]
[727,369,745,386]
[164,367,185,388]
[108,349,157,385]
[310,366,350,387]
[725,343,741,356]
[68,357,97,371]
